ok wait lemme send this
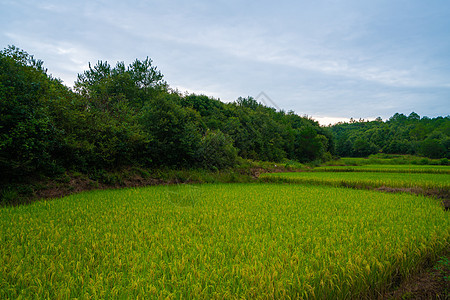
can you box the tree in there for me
[140,94,202,167]
[389,113,408,123]
[352,139,378,157]
[408,112,420,121]
[294,126,327,162]
[419,138,446,159]
[0,46,64,181]
[384,140,412,154]
[74,58,167,110]
[236,96,259,110]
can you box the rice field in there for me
[338,157,446,166]
[1,183,448,299]
[261,171,450,190]
[313,164,450,174]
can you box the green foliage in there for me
[332,154,447,166]
[140,93,202,167]
[419,138,447,159]
[352,138,378,157]
[434,256,449,284]
[181,95,332,163]
[0,46,65,181]
[197,130,238,169]
[0,188,18,206]
[440,158,449,165]
[331,113,449,159]
[74,58,167,109]
[294,126,327,162]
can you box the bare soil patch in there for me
[383,253,449,300]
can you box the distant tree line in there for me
[330,113,450,159]
[0,46,334,184]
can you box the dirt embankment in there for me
[383,251,449,300]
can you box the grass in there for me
[1,183,449,298]
[260,171,450,190]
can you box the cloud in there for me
[94,2,446,91]
[1,0,449,120]
[4,32,98,85]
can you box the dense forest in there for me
[0,46,334,185]
[330,114,450,159]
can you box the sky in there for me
[1,0,449,125]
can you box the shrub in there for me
[197,130,238,170]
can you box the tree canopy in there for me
[330,113,449,159]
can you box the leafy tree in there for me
[389,113,408,123]
[419,138,446,159]
[408,112,420,121]
[294,126,328,162]
[74,58,167,110]
[140,94,202,167]
[58,99,149,170]
[236,96,259,110]
[384,140,412,155]
[352,139,378,157]
[0,46,64,181]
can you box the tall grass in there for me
[1,184,448,298]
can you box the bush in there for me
[418,158,430,165]
[197,130,238,170]
[0,188,19,206]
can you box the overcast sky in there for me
[1,0,449,124]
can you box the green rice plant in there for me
[165,184,202,207]
[340,157,402,166]
[261,172,450,190]
[0,184,448,298]
[332,155,446,166]
[313,164,450,174]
